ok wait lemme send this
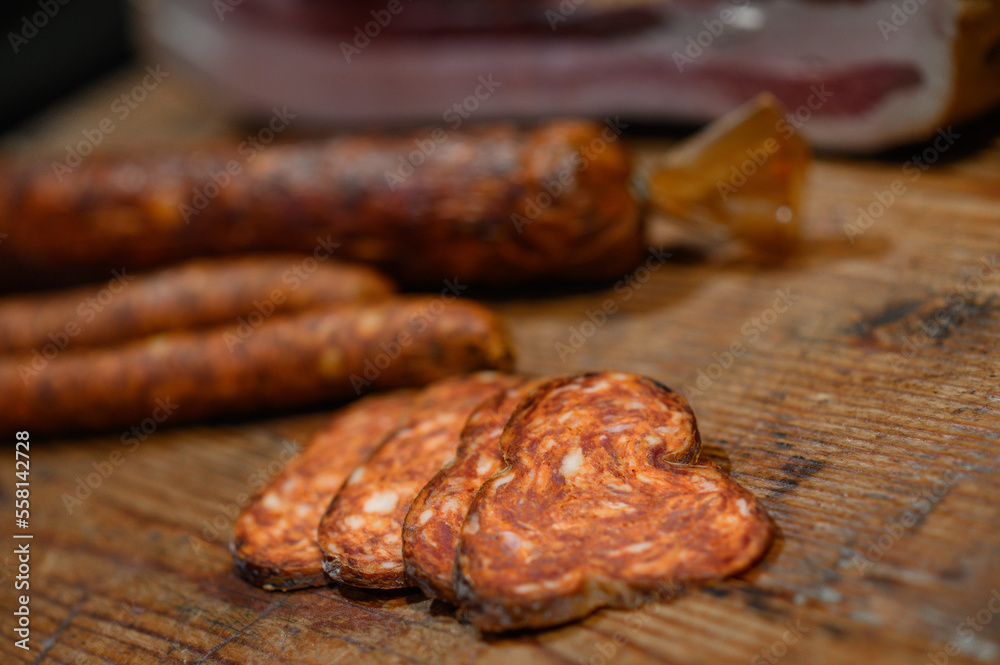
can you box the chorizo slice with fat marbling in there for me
[232,390,414,590]
[454,371,773,631]
[318,372,522,589]
[402,378,539,603]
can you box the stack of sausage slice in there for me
[232,370,774,631]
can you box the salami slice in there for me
[402,378,538,603]
[232,390,414,590]
[318,372,521,589]
[454,371,773,631]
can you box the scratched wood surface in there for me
[2,65,1000,665]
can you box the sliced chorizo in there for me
[454,371,773,631]
[318,372,521,589]
[232,390,414,590]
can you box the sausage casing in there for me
[1,297,514,436]
[0,121,642,289]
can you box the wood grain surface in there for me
[2,64,1000,665]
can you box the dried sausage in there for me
[0,254,394,354]
[0,121,642,289]
[0,297,514,435]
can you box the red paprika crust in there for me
[0,121,642,289]
[0,297,514,436]
[0,254,395,354]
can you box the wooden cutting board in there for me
[2,67,1000,665]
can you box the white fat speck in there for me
[655,426,675,436]
[348,467,365,484]
[363,490,398,513]
[604,423,631,433]
[560,448,584,478]
[513,582,541,595]
[262,494,282,510]
[489,427,504,439]
[418,508,434,525]
[344,515,365,530]
[280,478,297,494]
[694,477,716,491]
[636,473,658,484]
[623,542,653,553]
[550,384,579,398]
[476,455,494,476]
[557,410,575,423]
[295,504,312,518]
[499,531,523,551]
[736,498,751,517]
[492,473,514,488]
[644,435,661,446]
[465,513,479,534]
[626,400,645,409]
[582,380,611,393]
[379,561,402,571]
[442,498,461,515]
[611,373,629,380]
